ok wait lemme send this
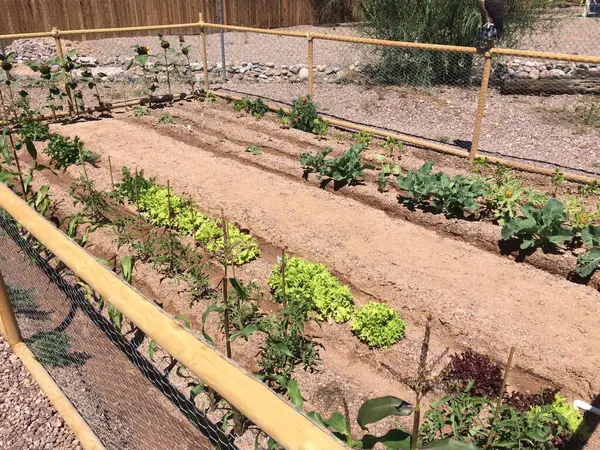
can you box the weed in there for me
[577,180,599,198]
[45,134,99,170]
[570,97,600,129]
[437,136,451,143]
[353,130,373,147]
[157,112,174,124]
[246,145,262,156]
[134,106,149,117]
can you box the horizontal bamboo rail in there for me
[0,183,346,450]
[491,47,600,64]
[209,90,598,184]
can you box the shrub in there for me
[360,0,556,86]
[351,301,405,348]
[443,349,503,397]
[269,256,355,322]
[44,134,99,170]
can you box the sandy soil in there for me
[45,103,600,406]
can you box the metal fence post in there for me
[217,0,227,82]
[307,33,314,97]
[469,51,493,163]
[0,267,23,346]
[199,14,210,92]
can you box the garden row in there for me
[227,95,600,281]
[0,97,594,449]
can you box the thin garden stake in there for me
[8,133,27,202]
[108,155,114,190]
[222,213,232,359]
[189,196,197,249]
[281,248,287,309]
[166,180,174,275]
[484,346,516,449]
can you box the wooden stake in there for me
[222,213,232,359]
[8,133,27,202]
[470,51,493,163]
[0,267,23,346]
[307,34,314,97]
[108,155,115,190]
[484,346,516,449]
[281,248,287,309]
[52,28,75,116]
[199,14,210,93]
[166,180,174,274]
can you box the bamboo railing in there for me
[1,15,600,184]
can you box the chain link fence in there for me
[0,209,247,450]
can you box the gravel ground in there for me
[0,335,80,450]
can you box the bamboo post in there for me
[8,133,27,202]
[469,51,493,163]
[108,155,114,190]
[281,248,287,309]
[199,14,210,92]
[307,33,314,97]
[0,267,23,346]
[51,27,75,116]
[484,346,515,449]
[222,214,232,359]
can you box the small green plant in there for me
[17,95,50,142]
[233,97,268,118]
[501,199,574,250]
[570,96,600,129]
[157,112,175,124]
[577,180,599,198]
[70,176,111,224]
[300,144,374,185]
[575,224,600,277]
[483,166,523,225]
[227,279,263,332]
[437,136,451,144]
[525,188,550,208]
[551,168,565,195]
[351,301,405,348]
[246,145,262,156]
[114,167,156,204]
[381,136,404,154]
[353,130,373,147]
[376,153,402,192]
[564,195,597,229]
[44,134,99,170]
[285,96,321,134]
[269,256,355,323]
[312,118,330,138]
[134,106,150,117]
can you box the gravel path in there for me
[0,335,80,450]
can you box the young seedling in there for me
[246,145,262,156]
[157,112,174,124]
[551,168,565,195]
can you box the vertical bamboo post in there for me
[307,33,314,97]
[108,155,115,190]
[0,267,23,346]
[199,14,210,93]
[281,248,286,309]
[469,51,493,163]
[52,27,75,116]
[484,346,515,449]
[221,214,232,359]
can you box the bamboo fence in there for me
[1,16,600,185]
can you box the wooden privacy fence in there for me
[2,16,600,184]
[0,0,359,37]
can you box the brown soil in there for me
[15,99,599,446]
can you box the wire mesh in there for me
[0,209,254,450]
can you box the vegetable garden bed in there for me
[2,92,600,448]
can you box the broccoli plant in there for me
[300,144,374,186]
[501,199,574,250]
[396,161,438,204]
[575,225,600,278]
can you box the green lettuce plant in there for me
[351,301,405,348]
[269,256,355,322]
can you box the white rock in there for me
[298,67,309,80]
[529,68,540,80]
